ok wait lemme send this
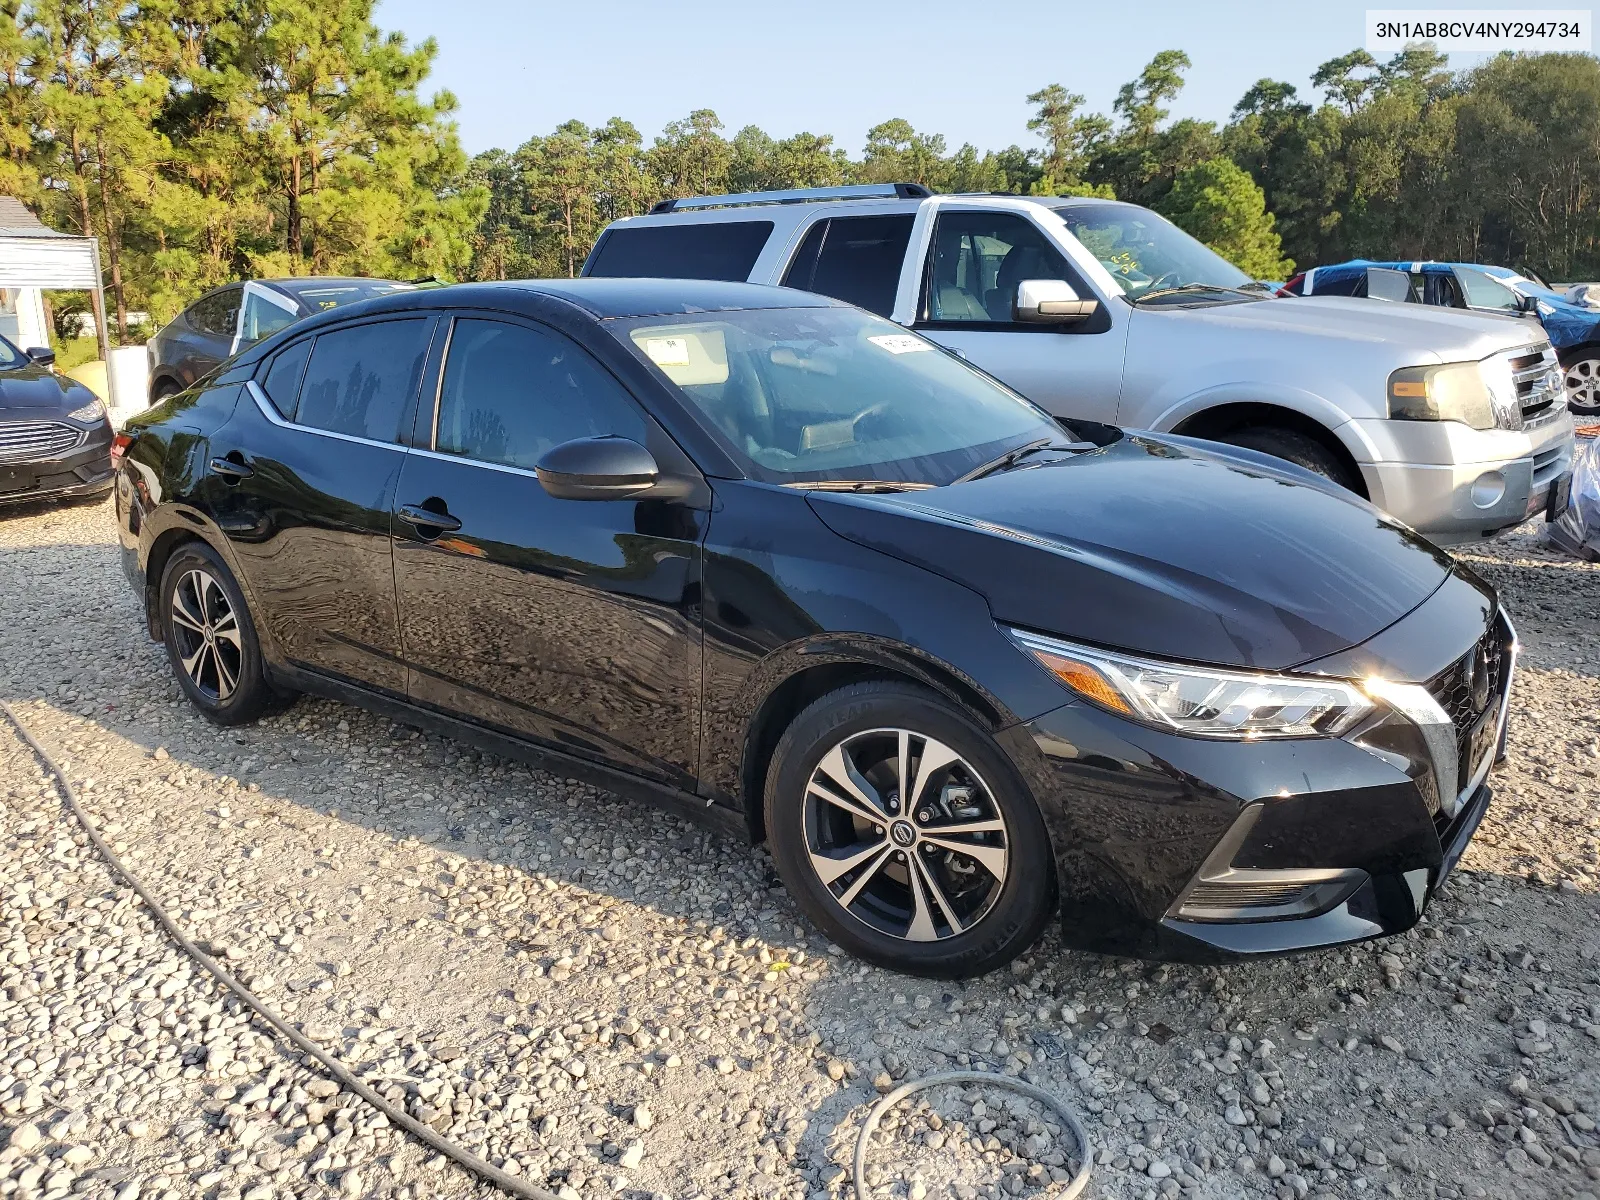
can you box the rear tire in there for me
[764,680,1056,978]
[1564,349,1600,417]
[1215,425,1358,492]
[159,543,289,725]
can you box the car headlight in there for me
[1010,629,1373,739]
[1388,358,1521,431]
[67,398,106,423]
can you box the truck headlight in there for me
[1388,359,1521,431]
[1010,629,1373,739]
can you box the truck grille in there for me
[0,422,85,463]
[1507,345,1563,422]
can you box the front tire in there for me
[764,681,1056,978]
[159,543,285,725]
[1564,350,1600,417]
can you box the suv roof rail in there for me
[649,182,932,214]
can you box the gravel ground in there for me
[1,496,1598,1200]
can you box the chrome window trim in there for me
[406,444,543,481]
[245,380,405,453]
[428,316,456,450]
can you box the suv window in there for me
[240,288,300,344]
[294,319,430,442]
[259,339,311,416]
[433,319,647,470]
[781,214,914,318]
[586,221,774,281]
[190,287,242,337]
[923,212,1071,323]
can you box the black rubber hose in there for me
[0,699,560,1200]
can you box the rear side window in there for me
[189,287,242,336]
[294,319,429,442]
[780,214,914,317]
[586,221,773,281]
[259,340,311,416]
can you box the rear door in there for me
[206,314,437,693]
[904,206,1125,422]
[391,313,705,785]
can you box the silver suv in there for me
[584,184,1574,544]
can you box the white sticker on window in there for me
[644,337,692,367]
[867,334,932,355]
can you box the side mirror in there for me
[24,346,56,366]
[1014,279,1098,324]
[535,436,661,501]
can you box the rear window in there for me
[585,221,774,281]
[781,214,915,317]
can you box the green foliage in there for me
[1160,157,1293,278]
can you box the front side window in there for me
[616,305,1061,486]
[1054,204,1254,302]
[434,319,646,470]
[0,335,23,370]
[923,211,1071,323]
[781,214,914,317]
[1455,268,1521,312]
[294,319,429,442]
[240,289,300,344]
[586,221,774,282]
[190,287,242,337]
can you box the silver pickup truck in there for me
[584,184,1574,544]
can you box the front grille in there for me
[1533,445,1567,490]
[1184,880,1309,909]
[0,421,84,463]
[1507,345,1563,421]
[1426,616,1511,827]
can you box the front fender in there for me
[1147,381,1386,469]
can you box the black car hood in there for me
[0,366,100,419]
[807,434,1454,671]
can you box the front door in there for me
[908,208,1126,424]
[207,315,437,694]
[391,314,705,785]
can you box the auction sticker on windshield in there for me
[868,334,932,355]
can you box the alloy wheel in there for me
[802,727,1010,942]
[1567,358,1600,413]
[169,568,243,702]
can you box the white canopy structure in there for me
[0,196,109,363]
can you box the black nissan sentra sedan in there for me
[114,279,1514,977]
[0,334,115,507]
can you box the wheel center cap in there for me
[889,820,917,848]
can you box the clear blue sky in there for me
[373,0,1571,156]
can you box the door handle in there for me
[398,502,462,534]
[209,455,254,480]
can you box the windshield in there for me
[1053,204,1254,300]
[0,335,23,371]
[291,281,412,312]
[613,306,1062,486]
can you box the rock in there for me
[633,1104,654,1130]
[6,1122,43,1153]
[619,1141,644,1170]
[1148,1160,1172,1178]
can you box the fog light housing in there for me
[1470,470,1506,509]
[1168,804,1368,923]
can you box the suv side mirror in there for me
[24,346,56,366]
[536,437,662,501]
[1014,279,1098,324]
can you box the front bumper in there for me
[1350,410,1574,544]
[0,435,115,507]
[1003,574,1510,962]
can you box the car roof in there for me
[454,278,842,319]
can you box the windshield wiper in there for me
[782,479,936,493]
[1133,283,1259,305]
[954,438,1062,484]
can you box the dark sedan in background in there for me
[145,276,413,402]
[0,334,114,507]
[115,279,1513,976]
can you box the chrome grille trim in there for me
[0,421,85,463]
[1506,343,1563,421]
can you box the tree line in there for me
[4,3,1599,343]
